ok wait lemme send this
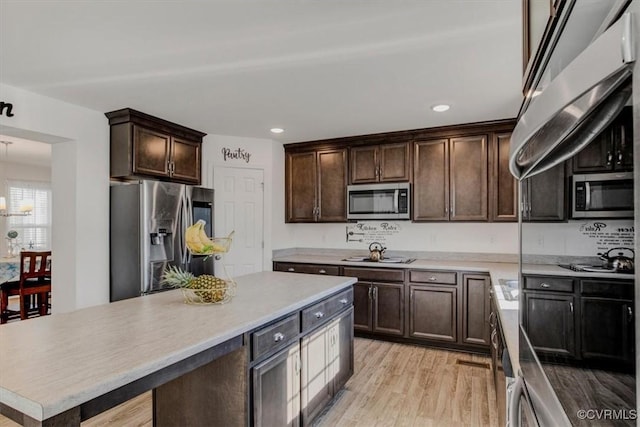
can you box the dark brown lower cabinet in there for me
[409,284,457,342]
[353,281,404,336]
[301,308,354,426]
[522,275,635,370]
[523,292,576,358]
[252,343,301,427]
[353,282,373,331]
[462,274,490,346]
[581,297,634,365]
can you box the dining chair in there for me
[0,251,51,323]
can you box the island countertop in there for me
[0,271,356,422]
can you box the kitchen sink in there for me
[498,279,519,301]
[342,257,415,264]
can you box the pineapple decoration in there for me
[161,223,236,304]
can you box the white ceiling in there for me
[0,1,523,143]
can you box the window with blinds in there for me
[7,180,52,250]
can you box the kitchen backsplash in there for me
[282,221,519,254]
[523,219,635,257]
[278,219,635,260]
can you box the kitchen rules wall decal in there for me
[0,101,15,117]
[221,147,251,163]
[579,221,634,252]
[346,222,402,244]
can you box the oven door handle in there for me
[584,182,591,211]
[508,376,524,426]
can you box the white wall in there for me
[0,160,52,257]
[0,83,109,312]
[280,222,519,254]
[523,220,635,257]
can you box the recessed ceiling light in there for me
[270,128,284,134]
[432,104,450,112]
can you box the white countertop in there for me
[0,271,356,421]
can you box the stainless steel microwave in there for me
[572,172,634,218]
[347,183,410,220]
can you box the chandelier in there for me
[0,141,33,217]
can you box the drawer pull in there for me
[319,269,327,274]
[339,298,348,305]
[540,283,550,288]
[314,311,325,319]
[273,332,285,342]
[429,276,437,281]
[287,268,295,272]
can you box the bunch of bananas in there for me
[185,220,231,254]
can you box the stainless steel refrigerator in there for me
[110,180,214,302]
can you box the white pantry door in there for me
[213,167,264,278]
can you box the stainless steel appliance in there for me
[110,180,214,301]
[347,183,410,220]
[572,172,634,218]
[509,1,637,425]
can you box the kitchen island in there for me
[0,271,356,426]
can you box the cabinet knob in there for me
[287,267,295,272]
[273,332,285,342]
[315,311,325,319]
[617,151,623,165]
[318,269,326,274]
[339,298,348,305]
[628,306,633,323]
[569,302,574,313]
[540,283,550,288]
[606,151,613,165]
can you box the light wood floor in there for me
[0,338,497,427]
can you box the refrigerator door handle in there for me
[180,190,191,267]
[508,376,524,427]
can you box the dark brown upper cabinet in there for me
[106,108,205,184]
[284,119,516,223]
[573,106,633,173]
[522,162,566,222]
[413,139,449,221]
[350,142,410,184]
[489,133,518,222]
[413,135,488,221]
[285,148,348,223]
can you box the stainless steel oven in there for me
[347,183,410,220]
[572,172,634,218]
[509,0,637,425]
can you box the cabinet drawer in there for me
[580,279,634,299]
[302,288,353,333]
[252,313,300,361]
[409,270,457,285]
[274,262,340,276]
[524,276,573,292]
[342,267,405,283]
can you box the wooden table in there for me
[0,258,19,284]
[0,271,355,426]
